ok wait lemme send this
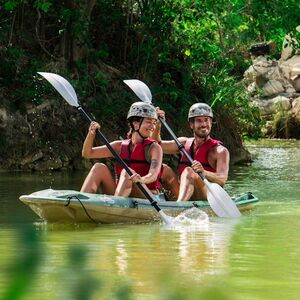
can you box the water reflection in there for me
[1,140,300,299]
[227,140,300,202]
[116,239,128,276]
[162,218,241,279]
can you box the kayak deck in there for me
[19,189,258,224]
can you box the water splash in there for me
[164,207,209,229]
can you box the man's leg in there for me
[160,164,179,200]
[80,163,116,194]
[177,167,207,201]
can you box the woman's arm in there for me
[82,121,121,159]
[130,143,163,184]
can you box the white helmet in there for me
[188,103,213,120]
[127,102,157,120]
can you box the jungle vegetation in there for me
[1,0,300,168]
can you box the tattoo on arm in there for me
[150,159,159,171]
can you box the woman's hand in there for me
[130,173,145,184]
[89,121,100,135]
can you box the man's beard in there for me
[194,130,209,139]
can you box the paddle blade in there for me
[37,72,79,107]
[123,79,152,103]
[205,179,241,218]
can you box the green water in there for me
[1,140,300,299]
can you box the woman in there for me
[80,102,163,198]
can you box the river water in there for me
[1,140,300,299]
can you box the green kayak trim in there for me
[19,189,258,224]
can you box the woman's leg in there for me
[80,163,116,194]
[114,169,152,198]
[114,168,133,197]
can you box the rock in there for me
[262,80,285,96]
[230,147,252,165]
[244,55,295,97]
[26,101,53,114]
[280,26,300,61]
[279,55,300,88]
[291,97,300,121]
[293,77,300,92]
[30,158,63,171]
[73,157,93,170]
[0,108,8,128]
[21,151,44,166]
[254,96,291,116]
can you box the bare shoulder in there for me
[178,137,188,144]
[110,140,122,151]
[150,141,162,151]
[148,141,163,160]
[209,144,230,158]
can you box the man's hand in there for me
[156,107,165,121]
[191,160,204,174]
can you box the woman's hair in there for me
[127,116,143,138]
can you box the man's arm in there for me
[152,108,185,154]
[205,145,230,186]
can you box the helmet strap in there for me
[131,118,147,140]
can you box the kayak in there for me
[19,189,258,224]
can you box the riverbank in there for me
[0,98,252,171]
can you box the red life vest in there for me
[115,138,163,190]
[178,137,222,175]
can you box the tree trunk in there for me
[60,0,96,63]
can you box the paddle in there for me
[123,79,241,218]
[37,72,174,224]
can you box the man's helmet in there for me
[188,103,213,121]
[127,102,157,120]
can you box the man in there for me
[154,103,230,201]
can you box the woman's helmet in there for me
[188,103,213,121]
[127,102,157,120]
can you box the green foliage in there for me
[3,0,51,12]
[199,66,263,138]
[3,0,19,11]
[1,0,300,141]
[34,0,52,12]
[2,225,42,300]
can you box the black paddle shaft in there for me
[78,106,162,212]
[158,116,205,181]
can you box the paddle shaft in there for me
[158,116,205,180]
[78,106,162,212]
[159,115,241,218]
[122,78,240,217]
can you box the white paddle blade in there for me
[123,79,152,103]
[205,180,241,218]
[37,72,78,107]
[159,210,176,225]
